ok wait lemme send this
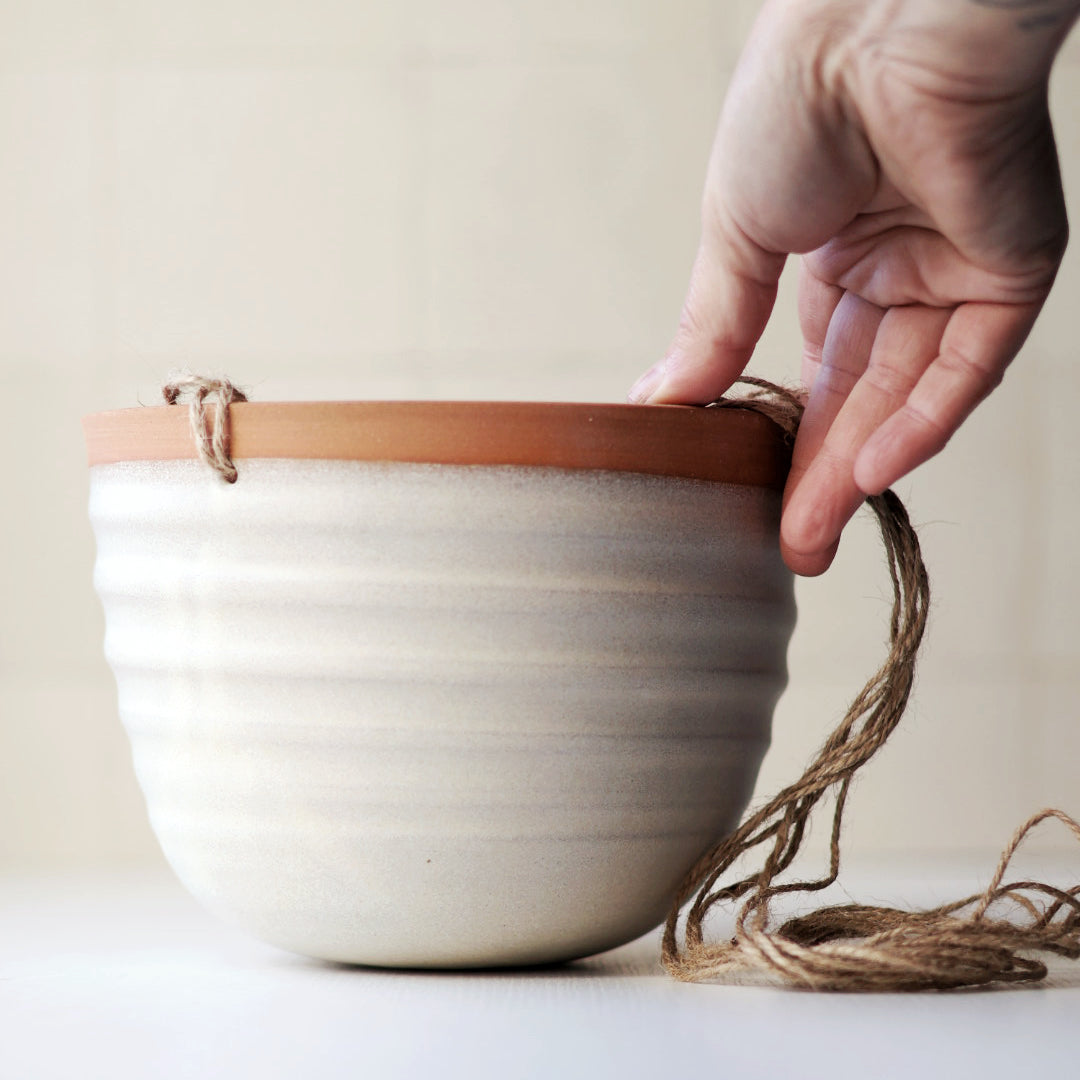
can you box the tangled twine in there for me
[661,376,1080,991]
[162,372,248,483]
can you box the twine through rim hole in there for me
[162,373,248,483]
[662,376,1080,992]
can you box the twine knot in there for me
[162,373,248,483]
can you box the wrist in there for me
[852,0,1080,92]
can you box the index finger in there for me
[636,216,786,405]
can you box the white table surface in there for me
[3,859,1079,1080]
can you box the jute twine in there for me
[162,373,248,483]
[163,373,1080,990]
[662,375,1080,991]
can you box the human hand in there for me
[630,0,1077,575]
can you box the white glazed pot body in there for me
[89,458,795,967]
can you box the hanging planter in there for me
[83,382,795,968]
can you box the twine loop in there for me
[162,373,248,483]
[662,376,1080,991]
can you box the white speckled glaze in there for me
[89,458,795,967]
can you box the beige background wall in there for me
[1,1,1078,869]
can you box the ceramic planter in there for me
[84,400,795,967]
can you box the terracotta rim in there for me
[83,401,792,489]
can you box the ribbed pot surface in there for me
[89,458,795,966]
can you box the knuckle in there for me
[900,402,952,455]
[673,305,754,367]
[937,341,1003,398]
[815,360,860,401]
[865,355,916,401]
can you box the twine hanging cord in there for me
[664,376,1080,992]
[162,374,248,483]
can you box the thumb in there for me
[630,223,785,405]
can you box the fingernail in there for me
[628,362,666,404]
